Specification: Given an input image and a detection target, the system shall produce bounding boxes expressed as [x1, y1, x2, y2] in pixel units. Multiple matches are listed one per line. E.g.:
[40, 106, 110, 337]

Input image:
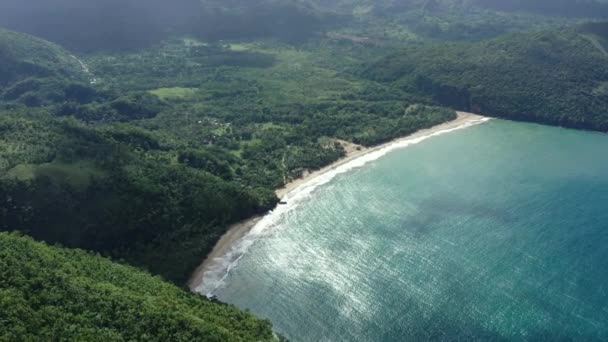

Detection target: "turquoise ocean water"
[205, 120, 608, 341]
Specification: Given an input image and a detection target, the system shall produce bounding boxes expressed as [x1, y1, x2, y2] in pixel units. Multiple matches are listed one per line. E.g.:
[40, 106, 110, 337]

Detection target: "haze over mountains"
[3, 0, 608, 51]
[0, 0, 334, 50]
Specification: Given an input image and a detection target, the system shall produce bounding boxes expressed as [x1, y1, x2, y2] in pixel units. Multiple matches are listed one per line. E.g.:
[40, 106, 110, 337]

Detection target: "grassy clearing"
[593, 82, 608, 96]
[182, 37, 207, 47]
[149, 87, 199, 100]
[228, 43, 253, 51]
[4, 161, 105, 190]
[256, 122, 285, 130]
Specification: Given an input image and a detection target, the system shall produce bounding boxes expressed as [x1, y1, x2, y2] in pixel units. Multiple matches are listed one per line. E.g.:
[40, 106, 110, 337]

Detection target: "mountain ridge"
[0, 28, 85, 86]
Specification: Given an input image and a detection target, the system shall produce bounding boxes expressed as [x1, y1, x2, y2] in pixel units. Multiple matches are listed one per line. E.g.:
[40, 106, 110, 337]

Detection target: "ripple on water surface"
[212, 120, 608, 341]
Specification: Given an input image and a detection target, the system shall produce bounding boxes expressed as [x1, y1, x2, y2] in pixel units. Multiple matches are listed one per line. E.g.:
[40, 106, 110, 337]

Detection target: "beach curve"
[188, 111, 490, 295]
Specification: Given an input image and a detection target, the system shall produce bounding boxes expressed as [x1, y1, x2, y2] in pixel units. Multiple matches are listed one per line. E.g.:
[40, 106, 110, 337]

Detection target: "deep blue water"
[211, 120, 608, 341]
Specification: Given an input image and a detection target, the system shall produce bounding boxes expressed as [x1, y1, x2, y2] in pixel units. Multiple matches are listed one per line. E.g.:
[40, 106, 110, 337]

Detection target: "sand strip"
[275, 112, 485, 199]
[187, 216, 264, 290]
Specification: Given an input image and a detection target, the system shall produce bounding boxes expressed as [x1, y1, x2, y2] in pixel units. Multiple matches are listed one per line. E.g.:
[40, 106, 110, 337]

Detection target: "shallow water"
[207, 120, 608, 341]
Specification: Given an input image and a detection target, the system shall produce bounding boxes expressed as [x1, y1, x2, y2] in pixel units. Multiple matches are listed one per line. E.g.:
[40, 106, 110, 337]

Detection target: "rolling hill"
[3, 1, 608, 340]
[365, 24, 608, 131]
[0, 28, 85, 86]
[0, 232, 278, 341]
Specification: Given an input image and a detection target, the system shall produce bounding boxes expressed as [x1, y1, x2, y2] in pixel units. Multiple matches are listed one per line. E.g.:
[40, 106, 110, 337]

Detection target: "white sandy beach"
[188, 111, 487, 292]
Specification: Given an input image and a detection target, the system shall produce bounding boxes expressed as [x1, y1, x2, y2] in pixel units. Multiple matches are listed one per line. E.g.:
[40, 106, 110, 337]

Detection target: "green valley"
[2, 0, 608, 340]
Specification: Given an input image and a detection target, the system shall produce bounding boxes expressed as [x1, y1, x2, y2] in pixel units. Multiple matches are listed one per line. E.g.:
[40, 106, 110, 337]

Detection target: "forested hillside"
[0, 232, 278, 341]
[476, 0, 608, 18]
[0, 29, 85, 86]
[0, 111, 279, 283]
[3, 0, 608, 339]
[2, 0, 608, 289]
[306, 0, 607, 42]
[365, 25, 608, 131]
[0, 27, 455, 284]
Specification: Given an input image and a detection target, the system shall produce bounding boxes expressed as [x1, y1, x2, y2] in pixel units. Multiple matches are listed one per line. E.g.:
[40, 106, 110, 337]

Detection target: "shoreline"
[274, 111, 484, 200]
[188, 111, 487, 293]
[187, 216, 264, 290]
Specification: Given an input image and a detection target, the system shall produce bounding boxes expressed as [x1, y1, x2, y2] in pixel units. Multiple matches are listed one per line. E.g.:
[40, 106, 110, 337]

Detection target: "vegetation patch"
[0, 232, 278, 342]
[149, 87, 199, 101]
[4, 161, 105, 190]
[0, 28, 85, 87]
[366, 28, 608, 131]
[593, 82, 608, 97]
